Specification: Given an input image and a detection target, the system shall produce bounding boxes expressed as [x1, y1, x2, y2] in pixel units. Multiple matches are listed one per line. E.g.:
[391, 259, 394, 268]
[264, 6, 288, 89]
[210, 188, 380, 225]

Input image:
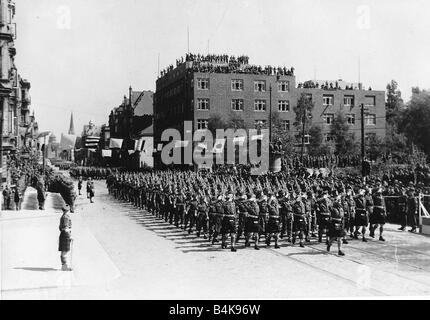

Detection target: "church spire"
[68, 112, 75, 135]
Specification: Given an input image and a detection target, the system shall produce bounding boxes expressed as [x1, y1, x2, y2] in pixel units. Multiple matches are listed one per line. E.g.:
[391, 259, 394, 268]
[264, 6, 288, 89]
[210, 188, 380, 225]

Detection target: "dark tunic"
[370, 194, 386, 225]
[354, 195, 368, 226]
[58, 213, 72, 252]
[245, 200, 261, 233]
[267, 197, 281, 233]
[292, 200, 307, 232]
[329, 203, 346, 238]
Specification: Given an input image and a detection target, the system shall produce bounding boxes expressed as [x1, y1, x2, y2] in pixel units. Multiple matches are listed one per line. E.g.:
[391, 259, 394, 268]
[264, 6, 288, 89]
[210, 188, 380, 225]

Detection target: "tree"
[293, 93, 315, 130]
[386, 80, 404, 125]
[330, 111, 358, 156]
[270, 111, 295, 154]
[227, 112, 247, 130]
[207, 113, 228, 136]
[399, 88, 430, 156]
[308, 125, 323, 156]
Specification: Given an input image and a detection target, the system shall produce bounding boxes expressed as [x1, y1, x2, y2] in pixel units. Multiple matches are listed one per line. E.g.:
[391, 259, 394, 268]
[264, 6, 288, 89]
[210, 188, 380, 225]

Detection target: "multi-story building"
[107, 87, 154, 168]
[0, 1, 37, 184]
[154, 54, 386, 165]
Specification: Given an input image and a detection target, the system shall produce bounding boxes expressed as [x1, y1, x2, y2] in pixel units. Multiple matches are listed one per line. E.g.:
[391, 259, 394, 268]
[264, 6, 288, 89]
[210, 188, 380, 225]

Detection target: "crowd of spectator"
[160, 53, 295, 77]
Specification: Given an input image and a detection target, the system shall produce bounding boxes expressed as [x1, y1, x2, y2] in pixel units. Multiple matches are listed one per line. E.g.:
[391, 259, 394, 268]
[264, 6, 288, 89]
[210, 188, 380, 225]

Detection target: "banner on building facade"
[85, 136, 101, 148]
[109, 138, 124, 149]
[60, 134, 77, 150]
[102, 150, 112, 158]
[135, 137, 146, 151]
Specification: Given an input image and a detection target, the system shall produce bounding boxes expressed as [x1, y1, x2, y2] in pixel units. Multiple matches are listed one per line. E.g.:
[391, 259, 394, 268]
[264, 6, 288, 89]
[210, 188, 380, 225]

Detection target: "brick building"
[154, 54, 386, 162]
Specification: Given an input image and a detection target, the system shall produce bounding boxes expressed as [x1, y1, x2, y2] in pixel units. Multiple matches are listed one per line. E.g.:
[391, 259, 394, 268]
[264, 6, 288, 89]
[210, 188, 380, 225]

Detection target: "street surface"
[2, 180, 430, 299]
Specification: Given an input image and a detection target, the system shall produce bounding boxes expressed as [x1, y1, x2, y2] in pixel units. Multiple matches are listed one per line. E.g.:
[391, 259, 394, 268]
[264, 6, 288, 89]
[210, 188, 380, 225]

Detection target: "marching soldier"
[196, 196, 209, 239]
[279, 190, 293, 242]
[244, 192, 261, 250]
[235, 191, 248, 244]
[369, 188, 387, 241]
[266, 191, 281, 249]
[327, 193, 346, 256]
[257, 189, 268, 244]
[87, 178, 95, 203]
[316, 190, 331, 244]
[354, 189, 369, 242]
[187, 194, 199, 234]
[220, 193, 238, 252]
[292, 193, 307, 248]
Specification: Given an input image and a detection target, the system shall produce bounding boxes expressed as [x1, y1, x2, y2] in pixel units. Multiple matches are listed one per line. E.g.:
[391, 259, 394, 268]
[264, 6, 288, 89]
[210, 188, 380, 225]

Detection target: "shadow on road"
[13, 267, 58, 272]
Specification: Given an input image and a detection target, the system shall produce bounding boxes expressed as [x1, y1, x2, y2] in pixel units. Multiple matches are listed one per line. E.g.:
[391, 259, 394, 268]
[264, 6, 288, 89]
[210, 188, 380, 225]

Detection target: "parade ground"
[2, 180, 430, 300]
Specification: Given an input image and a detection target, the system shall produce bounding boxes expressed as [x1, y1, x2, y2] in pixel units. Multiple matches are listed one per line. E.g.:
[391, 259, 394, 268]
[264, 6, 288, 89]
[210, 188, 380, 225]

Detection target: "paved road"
[2, 180, 430, 299]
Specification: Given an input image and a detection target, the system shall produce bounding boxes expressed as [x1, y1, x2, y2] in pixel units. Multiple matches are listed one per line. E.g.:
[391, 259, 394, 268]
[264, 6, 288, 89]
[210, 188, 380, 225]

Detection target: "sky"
[14, 0, 430, 138]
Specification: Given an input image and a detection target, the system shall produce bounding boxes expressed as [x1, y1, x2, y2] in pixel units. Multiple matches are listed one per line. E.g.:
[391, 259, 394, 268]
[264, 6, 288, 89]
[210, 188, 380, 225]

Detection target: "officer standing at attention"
[59, 205, 73, 271]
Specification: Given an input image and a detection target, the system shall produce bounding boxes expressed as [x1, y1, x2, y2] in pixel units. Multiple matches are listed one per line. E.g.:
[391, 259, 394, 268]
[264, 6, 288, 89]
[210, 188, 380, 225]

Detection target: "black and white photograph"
[1, 0, 430, 306]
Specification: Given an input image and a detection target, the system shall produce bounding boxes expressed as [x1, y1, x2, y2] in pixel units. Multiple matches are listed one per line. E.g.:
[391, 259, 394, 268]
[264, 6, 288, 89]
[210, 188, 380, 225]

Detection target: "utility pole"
[361, 103, 365, 178]
[0, 107, 3, 187]
[269, 84, 272, 143]
[301, 107, 306, 163]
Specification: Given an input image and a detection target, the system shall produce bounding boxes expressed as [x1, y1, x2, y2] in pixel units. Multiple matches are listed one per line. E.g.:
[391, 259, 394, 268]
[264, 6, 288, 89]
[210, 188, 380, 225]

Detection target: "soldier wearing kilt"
[257, 190, 268, 242]
[186, 195, 199, 234]
[211, 195, 224, 245]
[369, 188, 386, 241]
[266, 193, 281, 249]
[279, 191, 293, 242]
[316, 190, 331, 244]
[59, 205, 73, 271]
[303, 191, 313, 243]
[327, 194, 346, 256]
[244, 193, 261, 250]
[354, 189, 369, 242]
[196, 196, 209, 239]
[220, 194, 238, 252]
[235, 191, 248, 244]
[340, 192, 350, 244]
[208, 196, 218, 242]
[292, 193, 307, 248]
[346, 188, 356, 238]
[163, 189, 173, 222]
[175, 191, 186, 228]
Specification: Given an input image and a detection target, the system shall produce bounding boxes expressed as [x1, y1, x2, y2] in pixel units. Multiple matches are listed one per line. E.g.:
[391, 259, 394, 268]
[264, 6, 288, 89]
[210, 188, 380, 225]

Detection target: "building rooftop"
[159, 53, 295, 78]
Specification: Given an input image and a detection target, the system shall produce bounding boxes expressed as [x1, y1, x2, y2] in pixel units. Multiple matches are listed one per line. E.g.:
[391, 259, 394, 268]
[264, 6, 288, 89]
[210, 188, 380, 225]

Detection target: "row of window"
[303, 93, 376, 108]
[197, 98, 290, 112]
[197, 78, 290, 92]
[196, 119, 291, 131]
[324, 132, 376, 143]
[321, 94, 375, 107]
[323, 113, 377, 126]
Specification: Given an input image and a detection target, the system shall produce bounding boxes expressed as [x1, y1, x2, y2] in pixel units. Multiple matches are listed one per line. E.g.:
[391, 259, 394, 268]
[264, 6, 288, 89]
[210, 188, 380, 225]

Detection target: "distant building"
[108, 87, 154, 168]
[154, 54, 386, 167]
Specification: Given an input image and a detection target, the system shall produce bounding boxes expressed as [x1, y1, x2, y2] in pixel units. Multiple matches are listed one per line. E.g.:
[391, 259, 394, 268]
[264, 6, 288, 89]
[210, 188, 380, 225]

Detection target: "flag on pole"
[109, 138, 124, 149]
[211, 139, 226, 154]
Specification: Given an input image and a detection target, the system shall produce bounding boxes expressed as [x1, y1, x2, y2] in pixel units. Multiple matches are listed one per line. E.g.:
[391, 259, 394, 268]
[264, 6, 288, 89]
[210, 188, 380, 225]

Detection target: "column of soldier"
[105, 169, 423, 256]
